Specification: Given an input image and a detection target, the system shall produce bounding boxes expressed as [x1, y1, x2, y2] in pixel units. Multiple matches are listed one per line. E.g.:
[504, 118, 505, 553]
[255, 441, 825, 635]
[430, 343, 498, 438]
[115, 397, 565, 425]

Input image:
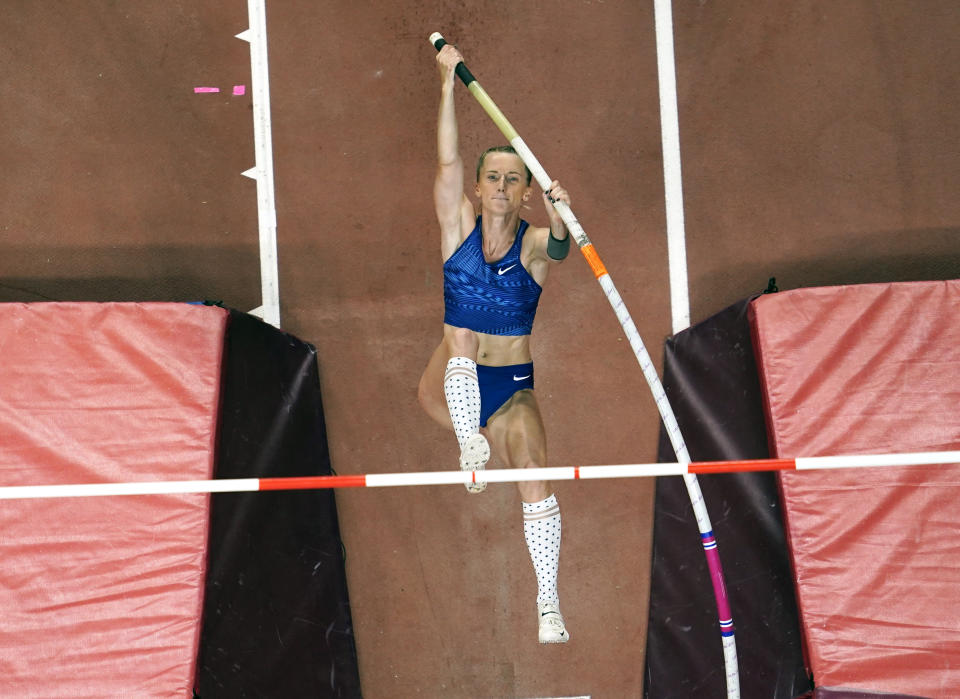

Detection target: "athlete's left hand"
[542, 180, 570, 233]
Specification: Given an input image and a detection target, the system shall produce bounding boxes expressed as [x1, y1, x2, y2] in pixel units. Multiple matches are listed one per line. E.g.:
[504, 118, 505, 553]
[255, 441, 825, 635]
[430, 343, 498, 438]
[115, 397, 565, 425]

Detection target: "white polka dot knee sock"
[522, 494, 561, 607]
[443, 357, 481, 450]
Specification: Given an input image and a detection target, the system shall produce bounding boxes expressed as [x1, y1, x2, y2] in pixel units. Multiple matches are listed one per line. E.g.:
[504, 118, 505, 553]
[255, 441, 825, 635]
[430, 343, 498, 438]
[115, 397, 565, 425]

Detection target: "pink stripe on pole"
[704, 546, 734, 627]
[193, 87, 220, 93]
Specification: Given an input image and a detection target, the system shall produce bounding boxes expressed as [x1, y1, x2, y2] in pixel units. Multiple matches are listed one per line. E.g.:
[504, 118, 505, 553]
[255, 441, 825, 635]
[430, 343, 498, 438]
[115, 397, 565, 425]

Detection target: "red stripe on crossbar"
[259, 475, 367, 490]
[689, 458, 797, 474]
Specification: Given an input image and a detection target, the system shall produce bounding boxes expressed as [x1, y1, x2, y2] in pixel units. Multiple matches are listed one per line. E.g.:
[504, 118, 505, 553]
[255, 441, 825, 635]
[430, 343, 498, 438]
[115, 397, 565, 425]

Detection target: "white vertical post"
[653, 0, 691, 334]
[237, 0, 281, 328]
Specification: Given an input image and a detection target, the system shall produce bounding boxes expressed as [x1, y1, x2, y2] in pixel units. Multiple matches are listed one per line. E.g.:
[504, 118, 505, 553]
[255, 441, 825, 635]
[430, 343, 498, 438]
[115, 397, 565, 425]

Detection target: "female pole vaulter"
[417, 43, 573, 643]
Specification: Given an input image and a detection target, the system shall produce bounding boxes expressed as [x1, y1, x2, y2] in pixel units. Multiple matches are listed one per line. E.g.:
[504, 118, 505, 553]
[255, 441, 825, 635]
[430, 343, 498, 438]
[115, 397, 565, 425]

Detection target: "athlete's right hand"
[437, 44, 463, 84]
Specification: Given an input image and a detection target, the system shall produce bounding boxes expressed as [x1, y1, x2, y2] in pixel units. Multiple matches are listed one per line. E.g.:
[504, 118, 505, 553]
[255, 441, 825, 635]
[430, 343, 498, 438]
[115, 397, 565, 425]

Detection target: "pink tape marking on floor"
[193, 87, 220, 93]
[233, 85, 246, 95]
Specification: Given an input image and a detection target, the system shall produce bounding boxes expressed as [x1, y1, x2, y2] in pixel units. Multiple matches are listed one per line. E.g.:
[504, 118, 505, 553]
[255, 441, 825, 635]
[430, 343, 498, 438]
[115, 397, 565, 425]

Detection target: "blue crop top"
[443, 218, 543, 336]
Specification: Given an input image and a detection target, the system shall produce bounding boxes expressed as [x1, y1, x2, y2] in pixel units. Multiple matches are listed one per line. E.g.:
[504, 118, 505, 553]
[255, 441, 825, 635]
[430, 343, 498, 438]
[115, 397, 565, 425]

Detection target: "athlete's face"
[475, 153, 531, 211]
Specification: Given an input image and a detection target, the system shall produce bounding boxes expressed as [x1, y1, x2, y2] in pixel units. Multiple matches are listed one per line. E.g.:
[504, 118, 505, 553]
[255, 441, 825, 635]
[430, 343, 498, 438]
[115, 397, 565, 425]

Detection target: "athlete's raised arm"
[434, 44, 475, 261]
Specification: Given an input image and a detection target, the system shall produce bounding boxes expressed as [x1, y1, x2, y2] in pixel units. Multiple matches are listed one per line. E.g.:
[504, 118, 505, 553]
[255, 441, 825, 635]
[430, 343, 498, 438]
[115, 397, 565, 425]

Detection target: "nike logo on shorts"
[513, 374, 531, 381]
[497, 264, 517, 275]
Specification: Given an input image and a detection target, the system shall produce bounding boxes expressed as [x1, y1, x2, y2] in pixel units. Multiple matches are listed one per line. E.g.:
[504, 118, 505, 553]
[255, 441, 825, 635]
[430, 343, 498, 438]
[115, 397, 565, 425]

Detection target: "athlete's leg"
[486, 391, 568, 643]
[417, 327, 481, 431]
[441, 327, 481, 449]
[417, 327, 489, 492]
[484, 390, 548, 501]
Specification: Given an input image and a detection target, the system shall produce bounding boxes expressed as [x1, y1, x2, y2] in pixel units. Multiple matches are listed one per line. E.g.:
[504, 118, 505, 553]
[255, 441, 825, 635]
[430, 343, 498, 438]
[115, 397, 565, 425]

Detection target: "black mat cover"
[195, 311, 361, 698]
[643, 297, 810, 699]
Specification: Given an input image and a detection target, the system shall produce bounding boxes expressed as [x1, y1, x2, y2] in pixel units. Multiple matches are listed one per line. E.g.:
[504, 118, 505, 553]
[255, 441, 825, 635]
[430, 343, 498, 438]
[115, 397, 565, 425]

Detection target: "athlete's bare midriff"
[443, 323, 532, 366]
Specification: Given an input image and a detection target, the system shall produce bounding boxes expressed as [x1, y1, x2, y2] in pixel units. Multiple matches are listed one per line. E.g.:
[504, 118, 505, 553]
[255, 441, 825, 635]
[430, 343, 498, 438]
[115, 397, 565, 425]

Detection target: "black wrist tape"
[547, 231, 571, 260]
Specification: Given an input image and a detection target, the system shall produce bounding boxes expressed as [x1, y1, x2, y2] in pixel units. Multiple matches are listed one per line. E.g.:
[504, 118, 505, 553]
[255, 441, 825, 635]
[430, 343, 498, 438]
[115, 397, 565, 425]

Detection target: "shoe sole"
[460, 434, 489, 493]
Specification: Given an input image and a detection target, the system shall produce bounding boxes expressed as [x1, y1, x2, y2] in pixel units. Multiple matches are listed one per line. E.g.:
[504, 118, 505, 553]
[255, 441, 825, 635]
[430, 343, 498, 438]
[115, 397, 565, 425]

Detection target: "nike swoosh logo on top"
[513, 374, 531, 381]
[497, 264, 517, 275]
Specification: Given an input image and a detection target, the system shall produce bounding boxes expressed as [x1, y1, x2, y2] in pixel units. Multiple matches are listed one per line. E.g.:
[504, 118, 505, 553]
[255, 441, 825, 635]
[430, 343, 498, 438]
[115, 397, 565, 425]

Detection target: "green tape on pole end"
[455, 63, 476, 86]
[428, 33, 476, 86]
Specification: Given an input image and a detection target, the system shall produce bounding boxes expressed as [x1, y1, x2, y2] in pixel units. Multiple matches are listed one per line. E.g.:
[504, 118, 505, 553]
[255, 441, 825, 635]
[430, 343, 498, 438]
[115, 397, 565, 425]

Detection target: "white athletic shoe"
[538, 602, 570, 644]
[459, 433, 489, 493]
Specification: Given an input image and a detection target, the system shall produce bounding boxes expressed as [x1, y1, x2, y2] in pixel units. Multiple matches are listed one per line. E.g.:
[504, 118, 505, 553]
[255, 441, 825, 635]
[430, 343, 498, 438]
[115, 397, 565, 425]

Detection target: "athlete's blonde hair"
[476, 146, 532, 185]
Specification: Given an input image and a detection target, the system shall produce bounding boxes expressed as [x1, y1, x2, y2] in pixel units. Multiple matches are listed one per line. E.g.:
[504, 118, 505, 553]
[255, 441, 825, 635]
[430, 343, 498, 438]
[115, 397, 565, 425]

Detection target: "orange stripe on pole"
[580, 244, 607, 278]
[259, 475, 367, 490]
[689, 458, 796, 474]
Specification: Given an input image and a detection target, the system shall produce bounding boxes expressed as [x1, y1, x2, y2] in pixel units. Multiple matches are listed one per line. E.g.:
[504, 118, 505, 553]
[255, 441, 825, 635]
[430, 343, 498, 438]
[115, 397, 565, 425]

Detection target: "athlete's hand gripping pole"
[429, 32, 740, 699]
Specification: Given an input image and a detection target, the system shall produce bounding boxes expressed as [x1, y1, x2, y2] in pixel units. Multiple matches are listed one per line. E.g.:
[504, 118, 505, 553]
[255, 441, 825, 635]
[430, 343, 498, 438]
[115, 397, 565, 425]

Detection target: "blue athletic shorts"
[476, 362, 534, 427]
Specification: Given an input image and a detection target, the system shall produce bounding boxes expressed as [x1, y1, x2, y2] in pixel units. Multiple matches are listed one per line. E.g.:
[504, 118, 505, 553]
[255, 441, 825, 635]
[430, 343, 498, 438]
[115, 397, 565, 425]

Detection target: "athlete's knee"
[447, 326, 479, 357]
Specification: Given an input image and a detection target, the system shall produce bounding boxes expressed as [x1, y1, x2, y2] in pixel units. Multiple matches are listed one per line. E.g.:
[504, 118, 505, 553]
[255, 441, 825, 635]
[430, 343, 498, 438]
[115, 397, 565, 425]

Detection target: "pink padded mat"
[750, 281, 960, 698]
[0, 303, 227, 696]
